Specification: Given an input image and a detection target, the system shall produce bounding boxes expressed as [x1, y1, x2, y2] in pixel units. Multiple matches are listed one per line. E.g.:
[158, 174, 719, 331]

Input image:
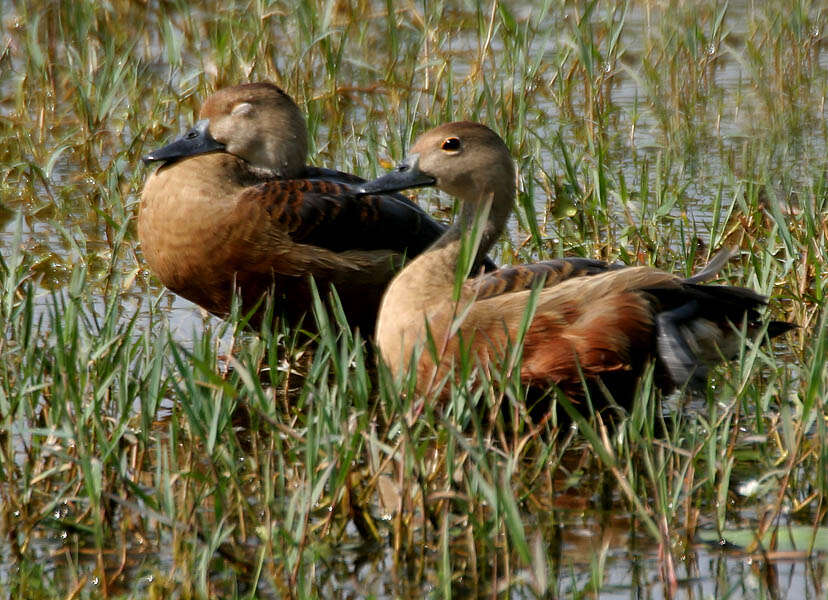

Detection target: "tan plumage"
[359, 121, 793, 406]
[139, 83, 474, 332]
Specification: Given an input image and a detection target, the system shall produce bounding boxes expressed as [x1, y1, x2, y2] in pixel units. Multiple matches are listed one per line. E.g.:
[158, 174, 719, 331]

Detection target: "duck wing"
[471, 257, 621, 299]
[470, 266, 791, 399]
[240, 173, 497, 273]
[237, 178, 446, 256]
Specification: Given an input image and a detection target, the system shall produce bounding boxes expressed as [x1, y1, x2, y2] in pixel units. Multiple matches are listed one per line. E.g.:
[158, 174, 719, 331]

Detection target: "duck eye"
[231, 102, 253, 117]
[441, 137, 461, 151]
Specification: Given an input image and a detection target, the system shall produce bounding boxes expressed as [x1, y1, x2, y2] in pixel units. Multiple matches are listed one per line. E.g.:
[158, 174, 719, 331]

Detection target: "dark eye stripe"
[441, 137, 461, 151]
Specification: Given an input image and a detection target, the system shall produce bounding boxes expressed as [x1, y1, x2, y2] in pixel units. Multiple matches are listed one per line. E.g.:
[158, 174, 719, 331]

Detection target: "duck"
[358, 121, 794, 409]
[139, 83, 494, 333]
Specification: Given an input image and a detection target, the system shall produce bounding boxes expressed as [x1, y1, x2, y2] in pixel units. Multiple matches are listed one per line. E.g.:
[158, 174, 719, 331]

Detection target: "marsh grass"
[0, 0, 826, 597]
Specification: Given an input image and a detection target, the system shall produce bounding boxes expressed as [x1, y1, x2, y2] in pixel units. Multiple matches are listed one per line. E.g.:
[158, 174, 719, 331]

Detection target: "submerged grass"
[0, 0, 827, 597]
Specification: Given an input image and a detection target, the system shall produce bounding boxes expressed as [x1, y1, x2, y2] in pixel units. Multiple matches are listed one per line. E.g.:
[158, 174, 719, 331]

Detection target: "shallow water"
[9, 498, 826, 598]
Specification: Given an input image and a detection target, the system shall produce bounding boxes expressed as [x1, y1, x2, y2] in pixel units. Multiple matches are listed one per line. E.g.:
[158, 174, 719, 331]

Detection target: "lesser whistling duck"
[359, 121, 793, 407]
[139, 83, 494, 332]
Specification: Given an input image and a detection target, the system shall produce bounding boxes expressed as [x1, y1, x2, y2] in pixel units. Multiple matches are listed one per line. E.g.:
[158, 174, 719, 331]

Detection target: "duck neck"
[428, 181, 513, 284]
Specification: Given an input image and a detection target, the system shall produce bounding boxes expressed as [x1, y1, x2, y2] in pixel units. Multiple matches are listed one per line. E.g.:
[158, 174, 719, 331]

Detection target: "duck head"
[142, 82, 308, 178]
[359, 121, 515, 206]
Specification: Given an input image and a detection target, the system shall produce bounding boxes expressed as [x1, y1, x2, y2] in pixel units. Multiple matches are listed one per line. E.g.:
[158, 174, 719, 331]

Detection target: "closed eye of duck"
[359, 121, 795, 409]
[139, 83, 494, 333]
